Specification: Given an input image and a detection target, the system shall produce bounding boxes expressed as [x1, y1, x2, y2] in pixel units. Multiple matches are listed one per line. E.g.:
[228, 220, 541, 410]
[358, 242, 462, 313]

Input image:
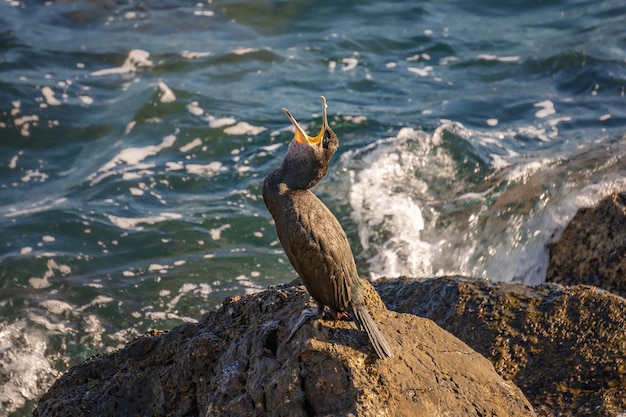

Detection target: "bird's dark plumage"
[263, 97, 393, 359]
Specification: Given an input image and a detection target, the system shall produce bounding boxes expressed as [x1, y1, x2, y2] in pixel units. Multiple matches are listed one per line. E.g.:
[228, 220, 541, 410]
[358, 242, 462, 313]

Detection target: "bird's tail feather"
[352, 307, 393, 359]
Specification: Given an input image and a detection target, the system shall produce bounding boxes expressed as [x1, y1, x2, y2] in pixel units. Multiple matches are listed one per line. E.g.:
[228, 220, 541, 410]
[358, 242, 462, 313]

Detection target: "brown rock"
[547, 191, 626, 297]
[376, 276, 626, 417]
[34, 279, 535, 417]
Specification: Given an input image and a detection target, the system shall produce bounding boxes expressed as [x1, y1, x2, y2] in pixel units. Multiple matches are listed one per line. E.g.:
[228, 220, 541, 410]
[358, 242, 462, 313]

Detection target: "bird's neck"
[262, 167, 297, 220]
[275, 158, 324, 191]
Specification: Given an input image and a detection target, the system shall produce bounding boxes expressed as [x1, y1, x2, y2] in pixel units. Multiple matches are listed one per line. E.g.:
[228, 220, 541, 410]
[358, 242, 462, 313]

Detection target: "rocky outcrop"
[34, 279, 535, 417]
[547, 191, 626, 297]
[35, 191, 626, 417]
[375, 277, 626, 417]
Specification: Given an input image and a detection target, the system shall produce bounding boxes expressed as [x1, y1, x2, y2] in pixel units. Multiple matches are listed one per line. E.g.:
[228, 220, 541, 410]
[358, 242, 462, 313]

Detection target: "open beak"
[282, 96, 328, 146]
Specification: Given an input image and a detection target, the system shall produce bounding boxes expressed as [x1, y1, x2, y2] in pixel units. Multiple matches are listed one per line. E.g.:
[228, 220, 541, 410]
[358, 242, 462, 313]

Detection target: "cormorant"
[262, 96, 393, 359]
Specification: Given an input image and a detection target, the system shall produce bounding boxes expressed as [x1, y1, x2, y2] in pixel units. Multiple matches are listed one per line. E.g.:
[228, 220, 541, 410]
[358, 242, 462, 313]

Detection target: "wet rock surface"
[34, 279, 535, 417]
[375, 276, 626, 417]
[547, 191, 626, 297]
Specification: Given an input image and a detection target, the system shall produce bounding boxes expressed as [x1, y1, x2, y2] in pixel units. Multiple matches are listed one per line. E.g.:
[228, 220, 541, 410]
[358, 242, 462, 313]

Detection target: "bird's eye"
[323, 130, 331, 148]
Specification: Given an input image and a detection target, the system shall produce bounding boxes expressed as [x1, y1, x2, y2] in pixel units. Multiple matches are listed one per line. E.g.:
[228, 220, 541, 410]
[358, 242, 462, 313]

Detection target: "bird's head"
[281, 96, 338, 189]
[283, 96, 337, 153]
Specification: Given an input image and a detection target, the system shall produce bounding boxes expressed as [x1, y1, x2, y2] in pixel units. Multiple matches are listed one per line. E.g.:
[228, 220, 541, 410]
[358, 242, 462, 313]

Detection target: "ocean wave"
[342, 121, 626, 283]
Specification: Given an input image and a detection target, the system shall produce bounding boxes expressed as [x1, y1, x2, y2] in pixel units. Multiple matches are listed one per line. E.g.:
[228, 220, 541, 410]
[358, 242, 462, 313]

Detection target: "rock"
[375, 276, 626, 417]
[547, 191, 626, 297]
[34, 279, 535, 417]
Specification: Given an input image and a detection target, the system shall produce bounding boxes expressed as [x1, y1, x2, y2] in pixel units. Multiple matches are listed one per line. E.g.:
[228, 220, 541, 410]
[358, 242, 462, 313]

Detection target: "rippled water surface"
[1, 0, 625, 414]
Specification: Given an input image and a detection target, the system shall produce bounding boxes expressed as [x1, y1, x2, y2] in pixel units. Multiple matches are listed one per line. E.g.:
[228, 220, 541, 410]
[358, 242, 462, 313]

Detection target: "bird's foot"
[286, 307, 319, 342]
[325, 310, 351, 321]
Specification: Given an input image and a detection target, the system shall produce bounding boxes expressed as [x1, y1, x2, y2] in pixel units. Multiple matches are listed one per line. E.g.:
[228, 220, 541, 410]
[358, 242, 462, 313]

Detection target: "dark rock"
[376, 276, 626, 417]
[34, 279, 535, 417]
[547, 191, 626, 297]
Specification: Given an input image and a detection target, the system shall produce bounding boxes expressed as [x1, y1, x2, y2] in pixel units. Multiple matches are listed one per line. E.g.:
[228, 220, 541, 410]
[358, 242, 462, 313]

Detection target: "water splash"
[0, 321, 60, 414]
[343, 122, 626, 284]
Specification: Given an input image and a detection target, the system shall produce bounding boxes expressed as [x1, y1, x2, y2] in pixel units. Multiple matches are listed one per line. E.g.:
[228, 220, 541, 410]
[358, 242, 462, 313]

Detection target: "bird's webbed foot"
[322, 310, 351, 321]
[286, 306, 320, 342]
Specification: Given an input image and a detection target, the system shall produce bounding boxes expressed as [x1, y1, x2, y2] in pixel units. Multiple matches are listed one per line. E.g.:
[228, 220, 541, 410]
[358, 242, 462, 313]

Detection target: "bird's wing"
[285, 191, 354, 313]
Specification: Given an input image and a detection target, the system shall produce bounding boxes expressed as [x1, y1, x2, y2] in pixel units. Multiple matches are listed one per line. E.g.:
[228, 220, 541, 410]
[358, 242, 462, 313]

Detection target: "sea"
[1, 0, 625, 414]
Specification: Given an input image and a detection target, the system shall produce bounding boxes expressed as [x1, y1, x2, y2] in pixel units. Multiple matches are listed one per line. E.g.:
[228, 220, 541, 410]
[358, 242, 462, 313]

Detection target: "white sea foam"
[344, 121, 626, 284]
[209, 224, 231, 240]
[3, 196, 68, 219]
[186, 102, 204, 117]
[21, 169, 48, 183]
[81, 314, 105, 345]
[518, 125, 551, 142]
[148, 282, 212, 321]
[14, 114, 39, 137]
[157, 81, 176, 103]
[341, 57, 358, 71]
[40, 299, 73, 315]
[503, 159, 551, 182]
[343, 115, 367, 124]
[91, 49, 153, 76]
[108, 135, 175, 167]
[345, 127, 440, 278]
[209, 117, 237, 128]
[476, 173, 626, 284]
[477, 54, 520, 62]
[41, 86, 61, 106]
[9, 153, 19, 169]
[107, 212, 182, 231]
[260, 143, 283, 152]
[165, 161, 184, 171]
[186, 161, 226, 177]
[125, 120, 136, 134]
[28, 314, 69, 332]
[149, 263, 169, 272]
[78, 95, 94, 105]
[235, 274, 264, 292]
[89, 134, 176, 184]
[232, 47, 258, 55]
[181, 50, 211, 59]
[490, 154, 510, 170]
[408, 66, 433, 77]
[194, 10, 214, 17]
[534, 100, 556, 118]
[13, 114, 39, 127]
[0, 321, 61, 414]
[29, 259, 72, 289]
[223, 121, 267, 136]
[11, 100, 20, 115]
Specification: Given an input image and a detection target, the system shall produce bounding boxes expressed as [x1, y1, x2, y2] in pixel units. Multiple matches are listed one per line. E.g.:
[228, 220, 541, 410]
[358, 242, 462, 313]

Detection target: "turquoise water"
[1, 0, 625, 414]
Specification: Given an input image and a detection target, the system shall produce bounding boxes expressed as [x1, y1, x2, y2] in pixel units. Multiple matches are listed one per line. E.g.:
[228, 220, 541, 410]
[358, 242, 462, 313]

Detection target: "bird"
[262, 96, 393, 359]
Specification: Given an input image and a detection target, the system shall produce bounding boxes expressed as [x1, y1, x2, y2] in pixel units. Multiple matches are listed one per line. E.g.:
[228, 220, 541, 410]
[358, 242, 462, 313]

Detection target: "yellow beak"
[282, 96, 328, 146]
